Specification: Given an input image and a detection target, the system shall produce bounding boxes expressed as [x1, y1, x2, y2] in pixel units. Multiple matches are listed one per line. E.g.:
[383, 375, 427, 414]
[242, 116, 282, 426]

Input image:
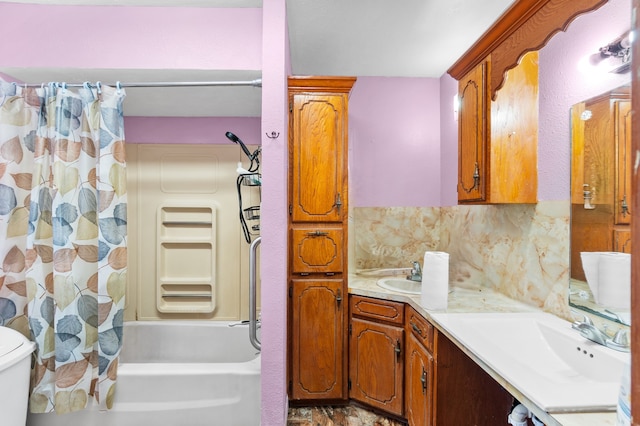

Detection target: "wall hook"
[266, 131, 280, 139]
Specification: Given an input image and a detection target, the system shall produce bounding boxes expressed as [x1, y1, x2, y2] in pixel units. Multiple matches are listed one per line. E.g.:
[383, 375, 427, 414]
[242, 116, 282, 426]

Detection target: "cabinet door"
[614, 229, 632, 253]
[290, 93, 347, 223]
[291, 226, 343, 274]
[458, 59, 488, 202]
[406, 333, 434, 426]
[488, 51, 538, 203]
[583, 97, 615, 214]
[349, 318, 404, 416]
[615, 100, 632, 225]
[435, 331, 513, 425]
[291, 279, 346, 400]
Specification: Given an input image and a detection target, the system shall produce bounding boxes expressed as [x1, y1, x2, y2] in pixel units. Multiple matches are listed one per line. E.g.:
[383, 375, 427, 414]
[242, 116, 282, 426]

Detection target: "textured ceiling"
[286, 0, 515, 78]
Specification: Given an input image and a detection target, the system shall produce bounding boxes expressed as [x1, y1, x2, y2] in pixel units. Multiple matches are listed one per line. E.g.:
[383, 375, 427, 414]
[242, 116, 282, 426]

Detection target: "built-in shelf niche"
[156, 204, 216, 313]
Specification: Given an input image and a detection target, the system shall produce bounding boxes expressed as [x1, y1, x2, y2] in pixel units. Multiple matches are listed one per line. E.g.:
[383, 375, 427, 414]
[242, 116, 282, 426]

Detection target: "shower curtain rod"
[16, 78, 262, 88]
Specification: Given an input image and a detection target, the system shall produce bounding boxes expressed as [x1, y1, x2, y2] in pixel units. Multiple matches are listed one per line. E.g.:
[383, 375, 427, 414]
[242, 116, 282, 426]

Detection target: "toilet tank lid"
[0, 326, 28, 357]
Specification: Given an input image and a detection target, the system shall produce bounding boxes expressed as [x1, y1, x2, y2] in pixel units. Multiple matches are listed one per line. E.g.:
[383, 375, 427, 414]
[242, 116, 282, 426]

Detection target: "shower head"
[225, 131, 253, 160]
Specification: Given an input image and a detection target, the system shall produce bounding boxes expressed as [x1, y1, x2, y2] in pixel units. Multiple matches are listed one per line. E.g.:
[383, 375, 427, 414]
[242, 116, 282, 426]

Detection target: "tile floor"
[287, 406, 406, 426]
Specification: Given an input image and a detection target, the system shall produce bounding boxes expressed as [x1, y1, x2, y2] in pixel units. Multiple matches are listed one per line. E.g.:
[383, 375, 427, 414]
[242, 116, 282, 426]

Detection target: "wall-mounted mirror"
[545, 0, 633, 326]
[570, 83, 631, 325]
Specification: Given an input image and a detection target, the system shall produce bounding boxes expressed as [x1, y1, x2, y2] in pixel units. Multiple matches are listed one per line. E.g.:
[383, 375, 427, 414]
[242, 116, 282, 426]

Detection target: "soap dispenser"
[583, 184, 596, 209]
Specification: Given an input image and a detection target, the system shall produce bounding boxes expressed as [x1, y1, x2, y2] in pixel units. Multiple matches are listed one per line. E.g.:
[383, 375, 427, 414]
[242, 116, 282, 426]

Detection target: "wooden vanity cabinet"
[349, 295, 405, 416]
[348, 297, 513, 425]
[434, 330, 514, 426]
[288, 76, 356, 403]
[405, 307, 435, 426]
[457, 51, 538, 204]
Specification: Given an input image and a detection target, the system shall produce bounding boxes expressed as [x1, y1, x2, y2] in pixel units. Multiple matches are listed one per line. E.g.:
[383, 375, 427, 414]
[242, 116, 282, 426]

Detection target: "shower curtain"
[0, 82, 127, 413]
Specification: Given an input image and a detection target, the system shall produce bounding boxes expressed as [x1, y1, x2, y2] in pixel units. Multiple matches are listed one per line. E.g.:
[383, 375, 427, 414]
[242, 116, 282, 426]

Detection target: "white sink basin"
[377, 277, 421, 294]
[431, 312, 629, 413]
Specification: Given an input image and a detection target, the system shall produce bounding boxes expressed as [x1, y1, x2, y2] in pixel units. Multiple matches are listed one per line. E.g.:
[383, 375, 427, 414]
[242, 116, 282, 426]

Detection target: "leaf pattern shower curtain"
[0, 82, 127, 413]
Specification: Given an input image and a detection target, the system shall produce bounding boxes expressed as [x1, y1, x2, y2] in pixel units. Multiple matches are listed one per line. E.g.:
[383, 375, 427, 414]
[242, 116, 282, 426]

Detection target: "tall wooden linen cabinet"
[288, 76, 356, 402]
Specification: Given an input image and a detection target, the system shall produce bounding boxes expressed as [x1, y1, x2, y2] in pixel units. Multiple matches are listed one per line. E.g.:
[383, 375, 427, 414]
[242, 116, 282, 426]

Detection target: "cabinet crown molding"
[288, 76, 357, 93]
[447, 0, 607, 100]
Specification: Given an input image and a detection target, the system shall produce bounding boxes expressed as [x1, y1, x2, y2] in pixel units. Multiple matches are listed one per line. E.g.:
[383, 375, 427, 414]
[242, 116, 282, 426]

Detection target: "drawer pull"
[395, 339, 402, 360]
[410, 322, 423, 336]
[306, 230, 328, 237]
[336, 289, 342, 306]
[421, 368, 427, 394]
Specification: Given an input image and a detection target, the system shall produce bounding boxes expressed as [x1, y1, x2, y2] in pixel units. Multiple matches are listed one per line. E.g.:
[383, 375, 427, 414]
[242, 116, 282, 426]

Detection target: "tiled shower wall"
[353, 201, 571, 319]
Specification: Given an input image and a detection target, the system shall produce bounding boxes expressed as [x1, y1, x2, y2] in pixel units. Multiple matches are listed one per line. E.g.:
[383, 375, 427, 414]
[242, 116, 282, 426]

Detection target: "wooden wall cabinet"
[449, 0, 609, 205]
[349, 296, 405, 416]
[457, 51, 539, 204]
[571, 87, 632, 280]
[288, 76, 356, 403]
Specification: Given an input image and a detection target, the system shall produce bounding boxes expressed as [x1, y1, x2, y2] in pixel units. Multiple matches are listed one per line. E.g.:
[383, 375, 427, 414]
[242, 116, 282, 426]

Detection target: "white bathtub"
[27, 321, 261, 426]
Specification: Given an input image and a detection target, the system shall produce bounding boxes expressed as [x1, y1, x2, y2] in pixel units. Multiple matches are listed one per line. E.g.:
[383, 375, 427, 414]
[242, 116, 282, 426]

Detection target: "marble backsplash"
[352, 201, 571, 319]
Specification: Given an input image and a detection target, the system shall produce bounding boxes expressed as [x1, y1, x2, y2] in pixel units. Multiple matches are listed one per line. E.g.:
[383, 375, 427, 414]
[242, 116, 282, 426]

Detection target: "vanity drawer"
[406, 306, 434, 352]
[290, 226, 343, 274]
[350, 295, 404, 325]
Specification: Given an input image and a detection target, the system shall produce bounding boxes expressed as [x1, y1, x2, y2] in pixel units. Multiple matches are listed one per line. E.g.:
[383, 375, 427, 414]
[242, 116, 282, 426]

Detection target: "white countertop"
[348, 273, 619, 426]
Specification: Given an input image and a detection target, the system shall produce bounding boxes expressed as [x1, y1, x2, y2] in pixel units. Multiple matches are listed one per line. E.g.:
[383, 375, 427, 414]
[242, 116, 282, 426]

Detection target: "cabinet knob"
[395, 339, 401, 360]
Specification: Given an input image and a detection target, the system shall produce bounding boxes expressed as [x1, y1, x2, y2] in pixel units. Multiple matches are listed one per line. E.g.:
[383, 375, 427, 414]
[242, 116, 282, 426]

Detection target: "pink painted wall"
[0, 3, 262, 71]
[349, 77, 441, 207]
[259, 0, 290, 424]
[124, 117, 261, 144]
[538, 0, 630, 200]
[439, 73, 459, 207]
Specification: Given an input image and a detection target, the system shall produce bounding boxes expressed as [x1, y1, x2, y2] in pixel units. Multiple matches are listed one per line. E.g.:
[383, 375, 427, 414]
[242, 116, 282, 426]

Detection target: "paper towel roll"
[597, 252, 630, 310]
[421, 251, 449, 310]
[580, 251, 604, 303]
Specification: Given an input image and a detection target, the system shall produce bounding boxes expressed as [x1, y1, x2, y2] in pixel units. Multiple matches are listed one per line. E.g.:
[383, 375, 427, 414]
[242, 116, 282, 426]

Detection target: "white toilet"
[0, 326, 36, 426]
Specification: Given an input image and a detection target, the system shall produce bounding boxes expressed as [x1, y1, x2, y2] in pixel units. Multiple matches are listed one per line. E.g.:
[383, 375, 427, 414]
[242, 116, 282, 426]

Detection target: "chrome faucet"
[571, 317, 630, 352]
[407, 261, 422, 282]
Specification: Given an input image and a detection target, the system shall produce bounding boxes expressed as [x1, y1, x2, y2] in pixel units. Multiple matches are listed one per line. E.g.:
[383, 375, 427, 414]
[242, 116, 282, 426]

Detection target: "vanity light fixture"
[589, 31, 632, 74]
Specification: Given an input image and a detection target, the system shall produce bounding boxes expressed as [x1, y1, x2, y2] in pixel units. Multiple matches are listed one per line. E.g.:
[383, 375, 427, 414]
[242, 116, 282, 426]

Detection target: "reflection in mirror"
[538, 0, 634, 326]
[570, 84, 631, 325]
